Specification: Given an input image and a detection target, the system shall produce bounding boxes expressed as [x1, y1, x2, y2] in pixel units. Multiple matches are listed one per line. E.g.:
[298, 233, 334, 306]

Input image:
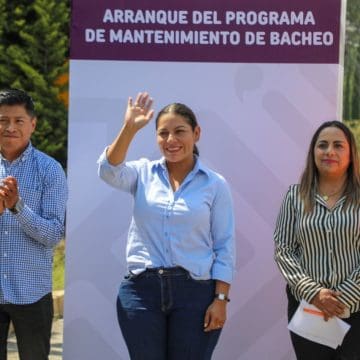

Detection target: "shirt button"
[158, 269, 164, 275]
[4, 231, 8, 235]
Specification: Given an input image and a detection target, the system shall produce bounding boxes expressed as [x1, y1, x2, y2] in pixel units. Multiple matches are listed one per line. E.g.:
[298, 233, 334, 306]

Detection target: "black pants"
[0, 293, 53, 360]
[287, 286, 360, 360]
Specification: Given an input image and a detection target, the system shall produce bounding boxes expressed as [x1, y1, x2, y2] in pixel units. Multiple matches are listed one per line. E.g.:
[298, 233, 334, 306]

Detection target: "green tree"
[0, 0, 69, 168]
[344, 0, 360, 120]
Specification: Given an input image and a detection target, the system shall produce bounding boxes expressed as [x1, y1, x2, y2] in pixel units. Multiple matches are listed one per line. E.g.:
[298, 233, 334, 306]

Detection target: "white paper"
[287, 300, 351, 349]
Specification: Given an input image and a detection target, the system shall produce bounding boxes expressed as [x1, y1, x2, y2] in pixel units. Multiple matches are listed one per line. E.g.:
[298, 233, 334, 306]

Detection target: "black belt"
[145, 266, 188, 275]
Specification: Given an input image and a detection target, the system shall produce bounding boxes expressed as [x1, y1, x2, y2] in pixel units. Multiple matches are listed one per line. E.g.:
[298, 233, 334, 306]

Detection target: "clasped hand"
[0, 176, 19, 214]
[311, 288, 347, 321]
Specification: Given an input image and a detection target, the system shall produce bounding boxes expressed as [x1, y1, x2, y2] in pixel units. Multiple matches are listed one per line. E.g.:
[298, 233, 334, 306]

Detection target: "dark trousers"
[116, 267, 221, 360]
[0, 293, 53, 360]
[287, 286, 360, 360]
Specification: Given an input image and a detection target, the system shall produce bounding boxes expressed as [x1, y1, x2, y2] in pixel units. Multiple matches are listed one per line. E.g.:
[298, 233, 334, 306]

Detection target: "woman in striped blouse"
[274, 121, 360, 359]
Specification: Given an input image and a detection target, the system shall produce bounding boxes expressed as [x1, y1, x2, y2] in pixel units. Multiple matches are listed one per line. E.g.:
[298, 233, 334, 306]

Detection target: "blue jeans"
[116, 267, 221, 360]
[0, 293, 53, 360]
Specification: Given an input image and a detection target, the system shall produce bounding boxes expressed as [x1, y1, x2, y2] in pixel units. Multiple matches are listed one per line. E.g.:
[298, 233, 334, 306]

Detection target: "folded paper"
[288, 300, 351, 349]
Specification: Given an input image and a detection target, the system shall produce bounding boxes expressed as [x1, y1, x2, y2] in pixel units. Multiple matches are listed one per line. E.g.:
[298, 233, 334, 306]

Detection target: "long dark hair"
[299, 120, 360, 211]
[155, 103, 200, 156]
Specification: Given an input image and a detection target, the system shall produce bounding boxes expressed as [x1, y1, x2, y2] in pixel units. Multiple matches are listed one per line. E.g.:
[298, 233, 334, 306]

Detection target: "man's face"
[0, 104, 36, 161]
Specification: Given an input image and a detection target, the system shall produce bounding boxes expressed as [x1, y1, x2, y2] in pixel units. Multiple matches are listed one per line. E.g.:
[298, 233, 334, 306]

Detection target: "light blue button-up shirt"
[0, 143, 68, 304]
[98, 150, 235, 283]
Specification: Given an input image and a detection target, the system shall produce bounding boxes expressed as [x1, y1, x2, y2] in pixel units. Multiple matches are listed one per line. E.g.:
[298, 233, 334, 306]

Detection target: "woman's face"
[314, 126, 351, 179]
[156, 112, 200, 165]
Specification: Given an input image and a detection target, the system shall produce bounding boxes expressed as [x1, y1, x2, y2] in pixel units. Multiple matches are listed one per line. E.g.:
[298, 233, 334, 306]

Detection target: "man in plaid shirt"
[0, 89, 68, 360]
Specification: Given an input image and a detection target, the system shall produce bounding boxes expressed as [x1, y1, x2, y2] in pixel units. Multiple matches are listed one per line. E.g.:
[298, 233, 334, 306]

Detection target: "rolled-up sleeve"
[97, 147, 139, 193]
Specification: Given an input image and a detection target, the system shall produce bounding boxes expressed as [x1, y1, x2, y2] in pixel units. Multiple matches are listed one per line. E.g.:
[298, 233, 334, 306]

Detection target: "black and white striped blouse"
[274, 184, 360, 313]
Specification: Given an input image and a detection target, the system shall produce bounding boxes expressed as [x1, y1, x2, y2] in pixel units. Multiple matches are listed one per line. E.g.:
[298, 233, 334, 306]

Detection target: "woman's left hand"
[203, 299, 227, 332]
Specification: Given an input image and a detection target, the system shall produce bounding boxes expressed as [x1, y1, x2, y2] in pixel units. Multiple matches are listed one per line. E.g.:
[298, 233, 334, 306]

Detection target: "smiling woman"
[97, 92, 235, 360]
[274, 120, 360, 360]
[314, 126, 350, 206]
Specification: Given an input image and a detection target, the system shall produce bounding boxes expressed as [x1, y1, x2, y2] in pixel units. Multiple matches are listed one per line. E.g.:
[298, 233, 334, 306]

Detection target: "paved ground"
[8, 318, 63, 360]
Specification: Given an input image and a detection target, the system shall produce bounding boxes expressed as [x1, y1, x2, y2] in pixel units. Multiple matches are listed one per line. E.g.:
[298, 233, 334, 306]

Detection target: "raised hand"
[124, 92, 154, 131]
[106, 92, 155, 165]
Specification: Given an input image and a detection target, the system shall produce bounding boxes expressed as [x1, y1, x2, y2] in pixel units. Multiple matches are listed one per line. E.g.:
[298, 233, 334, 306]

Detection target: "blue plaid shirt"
[0, 143, 68, 304]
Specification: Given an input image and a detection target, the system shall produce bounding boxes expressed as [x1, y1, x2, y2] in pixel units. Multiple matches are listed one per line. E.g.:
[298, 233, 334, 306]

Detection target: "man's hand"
[0, 176, 19, 209]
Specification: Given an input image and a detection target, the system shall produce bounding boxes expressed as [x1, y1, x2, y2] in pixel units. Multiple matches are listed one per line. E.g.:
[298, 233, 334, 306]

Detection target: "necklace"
[320, 186, 345, 201]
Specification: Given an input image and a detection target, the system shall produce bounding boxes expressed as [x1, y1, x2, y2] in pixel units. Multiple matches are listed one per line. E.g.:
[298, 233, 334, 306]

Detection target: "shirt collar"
[0, 142, 33, 164]
[156, 155, 208, 176]
[315, 193, 346, 209]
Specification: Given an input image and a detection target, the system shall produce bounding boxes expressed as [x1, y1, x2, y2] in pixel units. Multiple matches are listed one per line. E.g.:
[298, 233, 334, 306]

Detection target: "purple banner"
[71, 0, 341, 64]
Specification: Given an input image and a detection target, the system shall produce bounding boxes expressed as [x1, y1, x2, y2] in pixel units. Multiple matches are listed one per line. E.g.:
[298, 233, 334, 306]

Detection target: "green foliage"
[344, 0, 360, 121]
[53, 240, 65, 291]
[0, 0, 69, 168]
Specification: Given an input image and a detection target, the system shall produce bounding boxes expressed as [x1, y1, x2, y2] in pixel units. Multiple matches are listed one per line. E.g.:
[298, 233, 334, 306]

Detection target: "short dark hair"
[0, 89, 36, 117]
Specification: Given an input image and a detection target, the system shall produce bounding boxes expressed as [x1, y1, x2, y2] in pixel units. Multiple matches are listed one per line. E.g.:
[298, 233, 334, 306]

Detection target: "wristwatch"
[214, 293, 230, 302]
[9, 198, 24, 214]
